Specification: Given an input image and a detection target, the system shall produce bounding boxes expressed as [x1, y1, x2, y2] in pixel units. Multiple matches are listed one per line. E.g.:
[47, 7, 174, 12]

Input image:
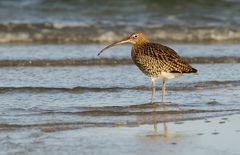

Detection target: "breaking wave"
[1, 23, 240, 43]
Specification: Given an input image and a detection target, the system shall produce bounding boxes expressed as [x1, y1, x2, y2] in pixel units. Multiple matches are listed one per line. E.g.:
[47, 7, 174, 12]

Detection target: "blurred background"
[0, 0, 240, 43]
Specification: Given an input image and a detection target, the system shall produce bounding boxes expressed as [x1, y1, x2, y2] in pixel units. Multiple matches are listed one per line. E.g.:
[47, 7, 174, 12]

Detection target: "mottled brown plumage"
[132, 41, 197, 76]
[98, 32, 197, 103]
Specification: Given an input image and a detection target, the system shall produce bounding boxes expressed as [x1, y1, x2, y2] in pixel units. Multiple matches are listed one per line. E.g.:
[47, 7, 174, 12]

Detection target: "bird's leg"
[151, 78, 156, 103]
[162, 80, 166, 103]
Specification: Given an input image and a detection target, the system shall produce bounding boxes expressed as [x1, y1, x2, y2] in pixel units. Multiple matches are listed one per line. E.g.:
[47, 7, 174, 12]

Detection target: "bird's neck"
[131, 41, 148, 60]
[132, 41, 148, 52]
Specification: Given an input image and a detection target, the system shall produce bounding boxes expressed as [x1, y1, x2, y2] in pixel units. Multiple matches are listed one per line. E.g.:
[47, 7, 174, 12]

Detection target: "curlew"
[98, 32, 197, 103]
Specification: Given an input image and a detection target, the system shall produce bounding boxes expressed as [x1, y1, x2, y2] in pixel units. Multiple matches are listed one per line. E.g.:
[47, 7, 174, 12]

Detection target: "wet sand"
[0, 56, 239, 67]
[1, 111, 239, 155]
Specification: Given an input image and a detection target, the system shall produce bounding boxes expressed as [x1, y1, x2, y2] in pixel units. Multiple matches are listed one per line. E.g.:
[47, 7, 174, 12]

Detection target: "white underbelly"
[155, 72, 182, 80]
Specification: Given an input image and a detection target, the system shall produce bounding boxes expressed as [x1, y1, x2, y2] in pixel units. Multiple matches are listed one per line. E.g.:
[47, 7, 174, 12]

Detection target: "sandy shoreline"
[1, 113, 240, 155]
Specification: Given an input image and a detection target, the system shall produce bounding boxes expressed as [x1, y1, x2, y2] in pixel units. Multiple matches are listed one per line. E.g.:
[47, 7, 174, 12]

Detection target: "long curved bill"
[97, 37, 131, 56]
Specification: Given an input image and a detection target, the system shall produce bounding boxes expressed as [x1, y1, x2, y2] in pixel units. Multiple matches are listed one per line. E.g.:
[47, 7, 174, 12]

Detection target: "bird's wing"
[142, 43, 195, 73]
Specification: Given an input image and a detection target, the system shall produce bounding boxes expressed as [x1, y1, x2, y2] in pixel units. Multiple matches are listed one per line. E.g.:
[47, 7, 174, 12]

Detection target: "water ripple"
[0, 80, 239, 93]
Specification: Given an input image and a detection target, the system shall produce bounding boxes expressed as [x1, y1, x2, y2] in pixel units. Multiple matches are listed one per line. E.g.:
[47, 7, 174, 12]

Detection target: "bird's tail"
[190, 68, 198, 73]
[182, 67, 198, 74]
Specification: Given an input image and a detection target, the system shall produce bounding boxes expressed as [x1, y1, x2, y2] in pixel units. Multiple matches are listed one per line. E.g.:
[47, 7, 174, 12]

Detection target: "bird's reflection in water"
[145, 104, 182, 143]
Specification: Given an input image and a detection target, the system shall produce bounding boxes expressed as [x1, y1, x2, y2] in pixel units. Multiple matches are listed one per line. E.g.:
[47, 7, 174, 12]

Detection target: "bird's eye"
[133, 35, 137, 38]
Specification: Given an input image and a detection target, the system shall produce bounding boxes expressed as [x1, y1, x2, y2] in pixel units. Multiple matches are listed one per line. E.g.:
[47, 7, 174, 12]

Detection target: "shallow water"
[1, 44, 240, 60]
[0, 45, 239, 123]
[0, 44, 240, 154]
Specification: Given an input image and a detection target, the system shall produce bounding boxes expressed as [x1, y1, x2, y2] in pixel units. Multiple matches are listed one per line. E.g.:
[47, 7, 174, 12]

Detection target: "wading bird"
[98, 32, 197, 103]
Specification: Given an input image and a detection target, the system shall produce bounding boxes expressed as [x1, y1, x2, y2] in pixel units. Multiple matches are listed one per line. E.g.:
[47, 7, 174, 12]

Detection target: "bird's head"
[98, 32, 149, 56]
